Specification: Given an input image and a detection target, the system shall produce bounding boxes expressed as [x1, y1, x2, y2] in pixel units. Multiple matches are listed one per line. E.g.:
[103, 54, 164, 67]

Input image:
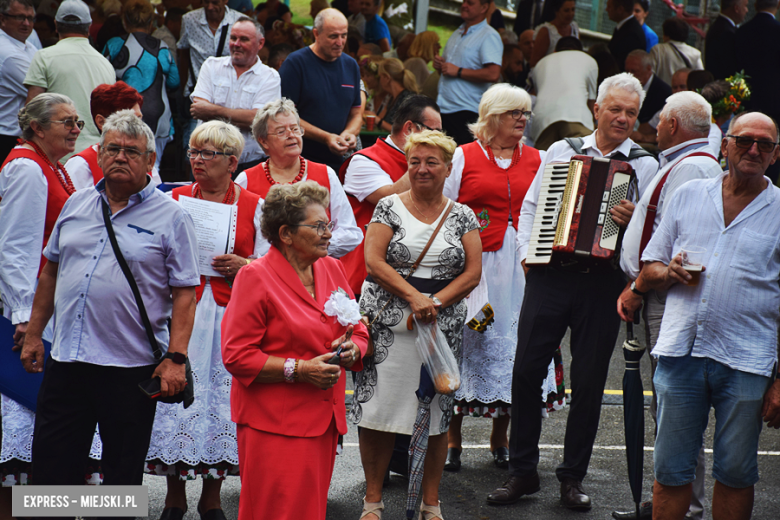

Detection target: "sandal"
[359, 497, 384, 519]
[419, 500, 444, 520]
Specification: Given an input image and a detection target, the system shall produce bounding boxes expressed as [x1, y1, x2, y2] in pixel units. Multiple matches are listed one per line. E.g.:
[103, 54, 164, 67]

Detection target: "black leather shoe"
[486, 473, 541, 505]
[492, 447, 509, 468]
[560, 478, 591, 511]
[159, 507, 186, 520]
[612, 501, 653, 519]
[444, 447, 461, 472]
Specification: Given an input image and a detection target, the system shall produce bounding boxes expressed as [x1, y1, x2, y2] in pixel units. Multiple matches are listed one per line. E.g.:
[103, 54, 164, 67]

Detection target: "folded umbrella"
[406, 364, 436, 519]
[622, 319, 647, 519]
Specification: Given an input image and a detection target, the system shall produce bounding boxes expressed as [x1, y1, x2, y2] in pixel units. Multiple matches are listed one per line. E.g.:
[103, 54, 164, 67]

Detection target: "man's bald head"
[314, 7, 348, 32]
[519, 29, 534, 61]
[729, 112, 779, 142]
[312, 8, 349, 61]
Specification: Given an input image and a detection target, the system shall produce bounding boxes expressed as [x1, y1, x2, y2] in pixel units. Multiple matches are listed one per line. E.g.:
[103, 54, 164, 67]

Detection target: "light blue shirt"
[0, 29, 37, 135]
[437, 19, 502, 114]
[44, 179, 200, 367]
[642, 174, 780, 377]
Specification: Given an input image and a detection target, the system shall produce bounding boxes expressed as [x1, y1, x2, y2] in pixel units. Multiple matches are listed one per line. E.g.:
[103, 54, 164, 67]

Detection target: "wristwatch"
[164, 351, 187, 364]
[630, 281, 647, 296]
[432, 296, 442, 306]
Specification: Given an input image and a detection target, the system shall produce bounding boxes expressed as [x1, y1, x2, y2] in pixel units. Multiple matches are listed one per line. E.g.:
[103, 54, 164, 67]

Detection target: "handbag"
[101, 199, 194, 408]
[365, 200, 455, 356]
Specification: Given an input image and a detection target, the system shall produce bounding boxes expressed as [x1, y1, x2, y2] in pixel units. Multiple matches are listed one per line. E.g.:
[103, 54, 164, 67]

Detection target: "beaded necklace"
[192, 181, 236, 205]
[24, 139, 76, 195]
[486, 143, 521, 169]
[263, 157, 306, 185]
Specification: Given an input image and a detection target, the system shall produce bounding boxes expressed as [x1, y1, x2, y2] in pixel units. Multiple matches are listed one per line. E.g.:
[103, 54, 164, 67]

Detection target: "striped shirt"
[642, 173, 780, 377]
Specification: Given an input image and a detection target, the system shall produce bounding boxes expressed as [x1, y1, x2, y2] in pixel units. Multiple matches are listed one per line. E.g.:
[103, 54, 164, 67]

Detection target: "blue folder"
[0, 315, 50, 412]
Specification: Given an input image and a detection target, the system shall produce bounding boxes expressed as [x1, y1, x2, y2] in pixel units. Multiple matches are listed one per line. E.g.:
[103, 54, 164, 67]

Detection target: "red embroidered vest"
[338, 138, 408, 294]
[1, 148, 72, 276]
[244, 160, 331, 200]
[172, 186, 260, 307]
[76, 145, 103, 184]
[458, 142, 541, 252]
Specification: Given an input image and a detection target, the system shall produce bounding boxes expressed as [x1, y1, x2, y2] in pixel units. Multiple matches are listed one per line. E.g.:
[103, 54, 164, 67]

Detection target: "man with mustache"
[487, 72, 659, 511]
[191, 16, 281, 174]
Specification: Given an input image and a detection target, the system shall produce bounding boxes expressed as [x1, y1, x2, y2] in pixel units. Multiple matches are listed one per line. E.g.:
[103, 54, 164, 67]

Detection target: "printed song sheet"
[179, 196, 237, 277]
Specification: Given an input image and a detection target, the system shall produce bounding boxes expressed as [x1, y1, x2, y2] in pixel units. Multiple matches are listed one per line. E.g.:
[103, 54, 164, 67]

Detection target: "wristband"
[283, 358, 296, 383]
[245, 258, 251, 265]
[294, 359, 299, 381]
[457, 67, 463, 78]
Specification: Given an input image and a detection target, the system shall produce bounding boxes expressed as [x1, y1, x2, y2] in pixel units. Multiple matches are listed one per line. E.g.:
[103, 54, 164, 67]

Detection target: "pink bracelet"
[283, 358, 296, 383]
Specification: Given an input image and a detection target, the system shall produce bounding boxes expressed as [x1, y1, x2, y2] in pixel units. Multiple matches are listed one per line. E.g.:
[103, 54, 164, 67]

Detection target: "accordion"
[526, 155, 637, 268]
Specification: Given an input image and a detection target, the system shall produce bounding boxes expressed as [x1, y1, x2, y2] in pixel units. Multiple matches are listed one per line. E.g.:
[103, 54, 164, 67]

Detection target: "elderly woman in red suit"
[0, 93, 101, 505]
[235, 98, 362, 259]
[221, 180, 369, 520]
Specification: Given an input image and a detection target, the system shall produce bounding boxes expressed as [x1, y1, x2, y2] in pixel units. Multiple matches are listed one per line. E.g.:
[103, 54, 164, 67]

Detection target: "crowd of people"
[1, 0, 780, 519]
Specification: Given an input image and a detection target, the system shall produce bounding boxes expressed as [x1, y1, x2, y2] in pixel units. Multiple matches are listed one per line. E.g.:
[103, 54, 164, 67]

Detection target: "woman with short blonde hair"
[441, 83, 565, 472]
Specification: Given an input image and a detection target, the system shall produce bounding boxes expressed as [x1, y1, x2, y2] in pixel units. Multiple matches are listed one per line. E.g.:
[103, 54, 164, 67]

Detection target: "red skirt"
[236, 418, 338, 520]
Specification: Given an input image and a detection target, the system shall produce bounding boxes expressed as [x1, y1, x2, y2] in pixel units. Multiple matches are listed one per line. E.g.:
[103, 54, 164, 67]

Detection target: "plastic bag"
[413, 316, 461, 396]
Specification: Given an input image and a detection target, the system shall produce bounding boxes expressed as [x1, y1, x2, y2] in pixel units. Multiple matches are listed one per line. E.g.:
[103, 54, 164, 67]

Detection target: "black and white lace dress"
[350, 194, 478, 436]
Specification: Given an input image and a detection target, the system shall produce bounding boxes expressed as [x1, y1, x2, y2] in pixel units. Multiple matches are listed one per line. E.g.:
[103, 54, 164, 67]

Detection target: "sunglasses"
[726, 135, 779, 154]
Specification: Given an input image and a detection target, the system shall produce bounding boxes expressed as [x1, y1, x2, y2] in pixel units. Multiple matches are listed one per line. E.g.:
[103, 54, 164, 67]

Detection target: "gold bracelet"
[293, 359, 299, 381]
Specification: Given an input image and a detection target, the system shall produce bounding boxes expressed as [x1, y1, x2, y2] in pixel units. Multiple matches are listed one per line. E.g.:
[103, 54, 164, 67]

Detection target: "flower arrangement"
[323, 288, 362, 326]
[710, 71, 751, 120]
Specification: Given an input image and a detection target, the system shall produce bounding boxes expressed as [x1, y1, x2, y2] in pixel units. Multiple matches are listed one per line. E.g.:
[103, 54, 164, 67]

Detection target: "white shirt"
[650, 41, 704, 85]
[708, 123, 723, 157]
[515, 131, 659, 261]
[642, 174, 780, 377]
[192, 56, 281, 164]
[528, 50, 597, 142]
[65, 144, 164, 191]
[234, 165, 362, 259]
[444, 142, 547, 201]
[177, 6, 242, 94]
[343, 135, 404, 202]
[619, 138, 721, 279]
[0, 29, 37, 135]
[0, 156, 48, 324]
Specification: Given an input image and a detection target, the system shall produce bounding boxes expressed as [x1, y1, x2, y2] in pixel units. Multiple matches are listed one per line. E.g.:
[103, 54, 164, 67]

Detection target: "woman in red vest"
[441, 84, 565, 472]
[0, 93, 102, 500]
[145, 121, 264, 520]
[235, 98, 362, 260]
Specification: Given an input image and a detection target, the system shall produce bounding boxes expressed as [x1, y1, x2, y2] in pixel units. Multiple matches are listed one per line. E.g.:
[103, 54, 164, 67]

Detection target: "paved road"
[144, 326, 780, 520]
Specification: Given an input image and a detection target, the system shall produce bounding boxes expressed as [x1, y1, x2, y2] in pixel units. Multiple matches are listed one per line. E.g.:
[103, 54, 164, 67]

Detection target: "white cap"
[55, 0, 92, 24]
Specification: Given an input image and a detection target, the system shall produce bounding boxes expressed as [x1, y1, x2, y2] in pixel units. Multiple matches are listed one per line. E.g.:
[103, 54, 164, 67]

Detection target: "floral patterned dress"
[351, 194, 478, 436]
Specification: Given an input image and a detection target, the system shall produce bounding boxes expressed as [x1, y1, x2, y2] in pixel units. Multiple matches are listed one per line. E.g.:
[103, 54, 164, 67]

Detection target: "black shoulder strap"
[215, 24, 229, 58]
[565, 137, 584, 155]
[669, 42, 692, 69]
[189, 24, 230, 91]
[101, 199, 162, 360]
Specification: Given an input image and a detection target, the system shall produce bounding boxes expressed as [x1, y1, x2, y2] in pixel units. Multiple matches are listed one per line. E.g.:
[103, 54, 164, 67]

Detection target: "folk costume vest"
[243, 159, 331, 201]
[457, 142, 541, 252]
[76, 145, 103, 184]
[1, 148, 72, 276]
[171, 185, 260, 307]
[338, 138, 408, 294]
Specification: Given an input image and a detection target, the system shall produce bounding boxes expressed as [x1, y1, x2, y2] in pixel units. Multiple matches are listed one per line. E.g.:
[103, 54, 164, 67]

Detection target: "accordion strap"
[638, 151, 717, 269]
[565, 137, 654, 161]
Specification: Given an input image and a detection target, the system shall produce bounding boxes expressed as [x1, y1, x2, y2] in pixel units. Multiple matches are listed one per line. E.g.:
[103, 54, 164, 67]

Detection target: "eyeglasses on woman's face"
[290, 220, 335, 236]
[51, 119, 85, 130]
[508, 110, 532, 120]
[268, 125, 304, 138]
[187, 148, 230, 160]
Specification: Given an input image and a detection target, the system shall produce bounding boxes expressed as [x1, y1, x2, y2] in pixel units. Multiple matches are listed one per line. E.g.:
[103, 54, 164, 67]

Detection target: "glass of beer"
[681, 247, 706, 286]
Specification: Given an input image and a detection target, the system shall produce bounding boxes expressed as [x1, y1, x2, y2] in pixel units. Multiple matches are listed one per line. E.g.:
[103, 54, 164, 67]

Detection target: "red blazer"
[221, 246, 368, 438]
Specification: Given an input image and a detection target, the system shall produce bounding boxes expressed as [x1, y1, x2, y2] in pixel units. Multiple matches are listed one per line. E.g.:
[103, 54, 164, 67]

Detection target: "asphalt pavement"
[143, 326, 780, 520]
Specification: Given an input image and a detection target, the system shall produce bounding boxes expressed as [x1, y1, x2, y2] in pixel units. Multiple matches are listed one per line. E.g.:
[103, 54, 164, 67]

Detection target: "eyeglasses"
[187, 148, 230, 160]
[104, 145, 150, 160]
[290, 221, 335, 236]
[51, 119, 85, 130]
[509, 110, 532, 120]
[413, 121, 439, 132]
[2, 13, 35, 22]
[726, 135, 779, 153]
[268, 125, 304, 138]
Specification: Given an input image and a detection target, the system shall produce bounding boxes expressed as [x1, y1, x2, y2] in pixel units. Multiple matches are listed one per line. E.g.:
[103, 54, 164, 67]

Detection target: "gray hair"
[626, 49, 652, 69]
[234, 15, 264, 39]
[596, 72, 646, 108]
[99, 109, 155, 152]
[252, 97, 300, 142]
[0, 0, 34, 12]
[261, 181, 330, 248]
[502, 30, 518, 45]
[313, 7, 344, 33]
[660, 91, 712, 135]
[18, 92, 74, 140]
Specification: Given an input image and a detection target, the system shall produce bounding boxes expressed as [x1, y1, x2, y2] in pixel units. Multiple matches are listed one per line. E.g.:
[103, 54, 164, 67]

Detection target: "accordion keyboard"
[526, 162, 570, 265]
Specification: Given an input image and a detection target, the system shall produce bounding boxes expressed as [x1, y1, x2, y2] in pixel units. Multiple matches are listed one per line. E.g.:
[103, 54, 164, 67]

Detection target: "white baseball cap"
[55, 0, 92, 24]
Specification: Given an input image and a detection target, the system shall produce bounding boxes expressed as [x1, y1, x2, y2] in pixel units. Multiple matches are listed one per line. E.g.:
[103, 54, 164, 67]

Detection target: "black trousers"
[441, 111, 478, 146]
[508, 266, 624, 482]
[32, 357, 158, 487]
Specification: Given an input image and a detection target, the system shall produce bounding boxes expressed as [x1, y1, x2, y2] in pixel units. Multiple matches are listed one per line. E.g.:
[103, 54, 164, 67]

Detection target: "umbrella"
[406, 364, 436, 519]
[622, 318, 647, 519]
